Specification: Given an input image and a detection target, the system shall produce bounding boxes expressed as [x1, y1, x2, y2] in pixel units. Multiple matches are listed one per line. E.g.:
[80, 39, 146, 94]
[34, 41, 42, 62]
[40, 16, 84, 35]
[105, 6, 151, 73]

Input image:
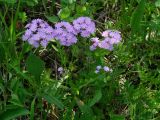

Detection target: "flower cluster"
[90, 30, 122, 51]
[95, 65, 112, 74]
[54, 17, 95, 46]
[53, 22, 78, 46]
[22, 18, 120, 49]
[22, 19, 55, 48]
[23, 17, 96, 47]
[73, 17, 96, 37]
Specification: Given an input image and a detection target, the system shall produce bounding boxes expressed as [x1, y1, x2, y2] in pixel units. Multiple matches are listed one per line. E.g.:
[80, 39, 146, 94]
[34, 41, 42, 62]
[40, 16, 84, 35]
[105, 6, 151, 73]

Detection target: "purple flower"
[58, 67, 63, 74]
[102, 30, 111, 37]
[98, 39, 113, 51]
[28, 39, 39, 48]
[90, 37, 100, 51]
[95, 65, 112, 73]
[103, 66, 112, 72]
[55, 22, 78, 35]
[73, 17, 96, 37]
[54, 22, 78, 46]
[59, 33, 77, 46]
[96, 65, 102, 70]
[40, 40, 48, 48]
[94, 65, 102, 74]
[90, 30, 122, 51]
[102, 30, 122, 44]
[22, 19, 55, 48]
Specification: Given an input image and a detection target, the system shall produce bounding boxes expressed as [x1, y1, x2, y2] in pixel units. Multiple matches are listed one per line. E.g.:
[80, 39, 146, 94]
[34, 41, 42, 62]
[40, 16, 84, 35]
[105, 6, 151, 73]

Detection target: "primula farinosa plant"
[22, 19, 55, 47]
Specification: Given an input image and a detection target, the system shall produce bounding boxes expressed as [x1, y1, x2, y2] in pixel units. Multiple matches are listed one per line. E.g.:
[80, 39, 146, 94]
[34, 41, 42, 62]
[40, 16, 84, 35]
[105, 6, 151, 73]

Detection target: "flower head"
[22, 19, 54, 48]
[54, 22, 78, 46]
[73, 17, 96, 37]
[90, 30, 122, 51]
[98, 39, 113, 51]
[102, 30, 122, 44]
[95, 65, 112, 73]
[90, 37, 100, 51]
[55, 22, 77, 35]
[58, 67, 64, 74]
[103, 66, 112, 72]
[96, 65, 102, 70]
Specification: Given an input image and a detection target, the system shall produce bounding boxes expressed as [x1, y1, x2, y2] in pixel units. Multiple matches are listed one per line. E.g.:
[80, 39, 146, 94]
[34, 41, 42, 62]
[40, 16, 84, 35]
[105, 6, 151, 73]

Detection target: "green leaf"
[75, 97, 94, 120]
[9, 94, 23, 107]
[131, 0, 146, 34]
[110, 114, 125, 120]
[26, 54, 45, 80]
[18, 12, 27, 23]
[44, 95, 64, 109]
[58, 7, 71, 20]
[0, 107, 29, 120]
[69, 0, 76, 4]
[88, 89, 102, 107]
[9, 64, 33, 85]
[30, 98, 36, 120]
[0, 0, 16, 4]
[24, 0, 38, 6]
[76, 5, 87, 14]
[0, 45, 5, 63]
[45, 15, 59, 23]
[155, 0, 160, 7]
